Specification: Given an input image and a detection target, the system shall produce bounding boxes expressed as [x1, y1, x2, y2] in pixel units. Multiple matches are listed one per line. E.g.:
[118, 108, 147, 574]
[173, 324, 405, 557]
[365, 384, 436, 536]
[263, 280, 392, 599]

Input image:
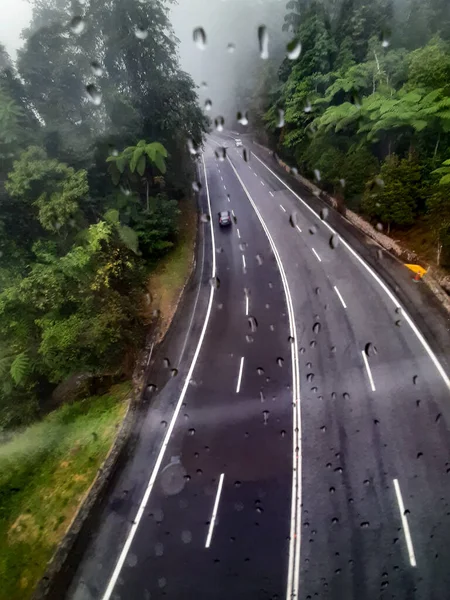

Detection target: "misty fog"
[171, 0, 288, 128]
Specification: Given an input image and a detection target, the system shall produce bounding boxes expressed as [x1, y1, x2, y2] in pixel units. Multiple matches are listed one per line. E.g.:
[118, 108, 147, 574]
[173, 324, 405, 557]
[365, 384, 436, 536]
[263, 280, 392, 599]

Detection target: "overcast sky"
[1, 0, 32, 59]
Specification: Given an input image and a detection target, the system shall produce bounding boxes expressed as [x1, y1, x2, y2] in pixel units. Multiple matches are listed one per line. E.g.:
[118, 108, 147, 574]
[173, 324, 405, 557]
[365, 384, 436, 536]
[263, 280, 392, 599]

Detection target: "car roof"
[220, 211, 230, 217]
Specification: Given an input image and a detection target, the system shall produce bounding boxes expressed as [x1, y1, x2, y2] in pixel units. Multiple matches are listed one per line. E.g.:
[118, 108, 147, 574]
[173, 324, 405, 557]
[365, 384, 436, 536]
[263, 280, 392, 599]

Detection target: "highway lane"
[211, 132, 450, 599]
[67, 144, 299, 599]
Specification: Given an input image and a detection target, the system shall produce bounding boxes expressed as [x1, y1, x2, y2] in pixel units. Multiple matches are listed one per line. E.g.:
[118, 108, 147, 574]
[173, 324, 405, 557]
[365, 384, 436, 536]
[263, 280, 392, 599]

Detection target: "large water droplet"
[215, 116, 225, 131]
[215, 147, 227, 161]
[314, 169, 321, 182]
[70, 16, 85, 35]
[210, 276, 220, 289]
[193, 27, 207, 50]
[304, 100, 312, 113]
[286, 38, 302, 59]
[243, 148, 250, 162]
[204, 99, 212, 111]
[227, 42, 236, 53]
[257, 367, 265, 376]
[248, 316, 258, 332]
[134, 26, 148, 40]
[237, 111, 249, 126]
[364, 342, 377, 357]
[320, 207, 329, 221]
[329, 234, 339, 249]
[90, 60, 103, 76]
[192, 181, 202, 193]
[187, 138, 200, 155]
[277, 109, 285, 128]
[85, 84, 102, 105]
[312, 322, 321, 334]
[258, 25, 269, 59]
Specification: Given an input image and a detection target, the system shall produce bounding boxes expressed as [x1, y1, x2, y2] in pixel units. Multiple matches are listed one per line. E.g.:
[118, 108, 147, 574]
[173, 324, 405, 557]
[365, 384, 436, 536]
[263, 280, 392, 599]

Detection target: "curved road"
[66, 135, 450, 600]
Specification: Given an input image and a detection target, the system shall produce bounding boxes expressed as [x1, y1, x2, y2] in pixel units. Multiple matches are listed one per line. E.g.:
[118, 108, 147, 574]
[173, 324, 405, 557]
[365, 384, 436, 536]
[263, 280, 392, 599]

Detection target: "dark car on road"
[218, 210, 232, 227]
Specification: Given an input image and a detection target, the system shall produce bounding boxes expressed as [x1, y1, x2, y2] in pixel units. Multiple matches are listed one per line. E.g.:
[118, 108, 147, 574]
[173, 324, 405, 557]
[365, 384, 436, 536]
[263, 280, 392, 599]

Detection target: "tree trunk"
[437, 235, 442, 266]
[387, 222, 391, 235]
[146, 178, 149, 212]
[434, 134, 441, 161]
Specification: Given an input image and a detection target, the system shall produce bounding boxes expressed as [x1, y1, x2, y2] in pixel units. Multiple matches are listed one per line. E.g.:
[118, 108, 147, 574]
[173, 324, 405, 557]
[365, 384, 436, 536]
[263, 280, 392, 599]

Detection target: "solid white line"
[226, 156, 301, 600]
[245, 294, 249, 316]
[296, 225, 302, 233]
[242, 254, 246, 269]
[269, 191, 274, 197]
[252, 151, 450, 391]
[280, 204, 286, 212]
[333, 285, 347, 309]
[101, 154, 217, 600]
[361, 351, 376, 392]
[236, 228, 241, 238]
[261, 180, 265, 186]
[393, 478, 417, 567]
[236, 356, 245, 393]
[312, 248, 321, 262]
[205, 473, 225, 548]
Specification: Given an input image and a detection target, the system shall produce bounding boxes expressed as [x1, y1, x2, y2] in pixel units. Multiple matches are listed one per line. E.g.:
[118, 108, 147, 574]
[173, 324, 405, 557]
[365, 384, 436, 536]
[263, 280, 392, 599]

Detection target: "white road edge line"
[236, 356, 245, 393]
[361, 350, 376, 392]
[226, 155, 301, 600]
[269, 191, 274, 197]
[252, 151, 450, 391]
[393, 478, 417, 567]
[101, 153, 217, 600]
[280, 204, 286, 212]
[205, 473, 225, 548]
[333, 285, 347, 309]
[245, 294, 249, 316]
[312, 248, 321, 262]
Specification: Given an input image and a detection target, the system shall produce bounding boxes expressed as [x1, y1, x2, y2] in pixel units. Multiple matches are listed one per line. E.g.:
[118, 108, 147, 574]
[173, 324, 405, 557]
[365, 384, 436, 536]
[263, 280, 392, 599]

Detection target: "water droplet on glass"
[256, 254, 263, 266]
[309, 225, 317, 235]
[281, 429, 286, 437]
[85, 84, 102, 105]
[320, 425, 326, 432]
[188, 428, 195, 436]
[331, 517, 339, 524]
[306, 373, 314, 382]
[300, 347, 305, 354]
[320, 207, 329, 221]
[170, 368, 178, 378]
[287, 38, 302, 59]
[329, 486, 335, 493]
[245, 334, 254, 343]
[289, 213, 299, 228]
[277, 109, 285, 128]
[227, 42, 236, 53]
[364, 342, 377, 357]
[187, 138, 200, 155]
[215, 147, 227, 161]
[382, 39, 390, 48]
[413, 375, 418, 385]
[215, 116, 225, 131]
[147, 384, 157, 393]
[310, 340, 316, 348]
[436, 413, 442, 423]
[193, 27, 207, 50]
[340, 178, 346, 187]
[329, 234, 339, 249]
[192, 181, 202, 193]
[312, 322, 321, 334]
[417, 451, 423, 459]
[204, 99, 212, 111]
[70, 16, 85, 35]
[134, 26, 149, 40]
[304, 100, 312, 113]
[263, 410, 269, 424]
[181, 530, 192, 544]
[288, 335, 295, 344]
[248, 316, 258, 332]
[376, 222, 383, 231]
[395, 319, 402, 327]
[258, 25, 269, 59]
[201, 81, 207, 89]
[210, 276, 220, 289]
[200, 213, 210, 223]
[277, 357, 284, 367]
[90, 60, 103, 76]
[314, 169, 321, 182]
[257, 367, 265, 376]
[237, 111, 249, 126]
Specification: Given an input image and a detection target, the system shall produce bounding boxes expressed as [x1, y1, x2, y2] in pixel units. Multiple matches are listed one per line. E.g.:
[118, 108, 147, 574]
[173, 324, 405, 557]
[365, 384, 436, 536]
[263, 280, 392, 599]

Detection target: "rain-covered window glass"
[1, 0, 450, 599]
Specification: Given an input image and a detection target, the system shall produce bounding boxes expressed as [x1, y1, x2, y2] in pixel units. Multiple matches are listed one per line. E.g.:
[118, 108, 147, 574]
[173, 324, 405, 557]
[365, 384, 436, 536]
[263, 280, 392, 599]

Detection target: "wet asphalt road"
[66, 135, 450, 600]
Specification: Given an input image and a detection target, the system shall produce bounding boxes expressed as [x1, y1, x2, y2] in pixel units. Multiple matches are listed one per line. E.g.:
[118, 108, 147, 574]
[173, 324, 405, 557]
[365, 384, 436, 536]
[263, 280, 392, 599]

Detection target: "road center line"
[245, 294, 249, 316]
[205, 473, 225, 548]
[223, 184, 226, 190]
[296, 225, 302, 233]
[269, 191, 274, 197]
[236, 228, 241, 238]
[242, 254, 246, 270]
[393, 478, 417, 567]
[101, 153, 217, 600]
[236, 356, 245, 393]
[312, 248, 321, 262]
[361, 350, 376, 392]
[333, 285, 347, 309]
[221, 175, 223, 181]
[280, 204, 286, 212]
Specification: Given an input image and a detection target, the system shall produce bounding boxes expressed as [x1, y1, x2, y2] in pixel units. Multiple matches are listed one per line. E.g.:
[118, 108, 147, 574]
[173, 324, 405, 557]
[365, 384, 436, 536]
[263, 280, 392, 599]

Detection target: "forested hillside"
[261, 0, 450, 267]
[0, 0, 206, 430]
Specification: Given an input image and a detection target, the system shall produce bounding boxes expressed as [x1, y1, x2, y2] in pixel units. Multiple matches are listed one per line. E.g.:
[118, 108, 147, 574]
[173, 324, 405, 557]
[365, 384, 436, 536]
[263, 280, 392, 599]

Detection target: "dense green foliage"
[0, 0, 206, 430]
[262, 0, 450, 263]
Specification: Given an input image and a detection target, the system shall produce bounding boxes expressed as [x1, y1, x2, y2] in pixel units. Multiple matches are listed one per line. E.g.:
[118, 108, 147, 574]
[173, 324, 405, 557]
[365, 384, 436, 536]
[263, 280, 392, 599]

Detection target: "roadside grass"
[394, 218, 440, 268]
[0, 382, 131, 600]
[146, 197, 197, 339]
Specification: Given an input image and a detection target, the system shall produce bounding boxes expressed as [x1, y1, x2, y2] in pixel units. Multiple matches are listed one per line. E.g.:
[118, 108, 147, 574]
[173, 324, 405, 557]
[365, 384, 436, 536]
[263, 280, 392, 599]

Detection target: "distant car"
[218, 210, 232, 227]
[235, 138, 243, 147]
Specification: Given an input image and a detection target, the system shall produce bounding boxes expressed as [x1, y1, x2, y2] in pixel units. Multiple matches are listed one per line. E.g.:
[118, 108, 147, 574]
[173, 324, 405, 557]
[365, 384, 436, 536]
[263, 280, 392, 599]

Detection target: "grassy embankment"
[0, 197, 197, 600]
